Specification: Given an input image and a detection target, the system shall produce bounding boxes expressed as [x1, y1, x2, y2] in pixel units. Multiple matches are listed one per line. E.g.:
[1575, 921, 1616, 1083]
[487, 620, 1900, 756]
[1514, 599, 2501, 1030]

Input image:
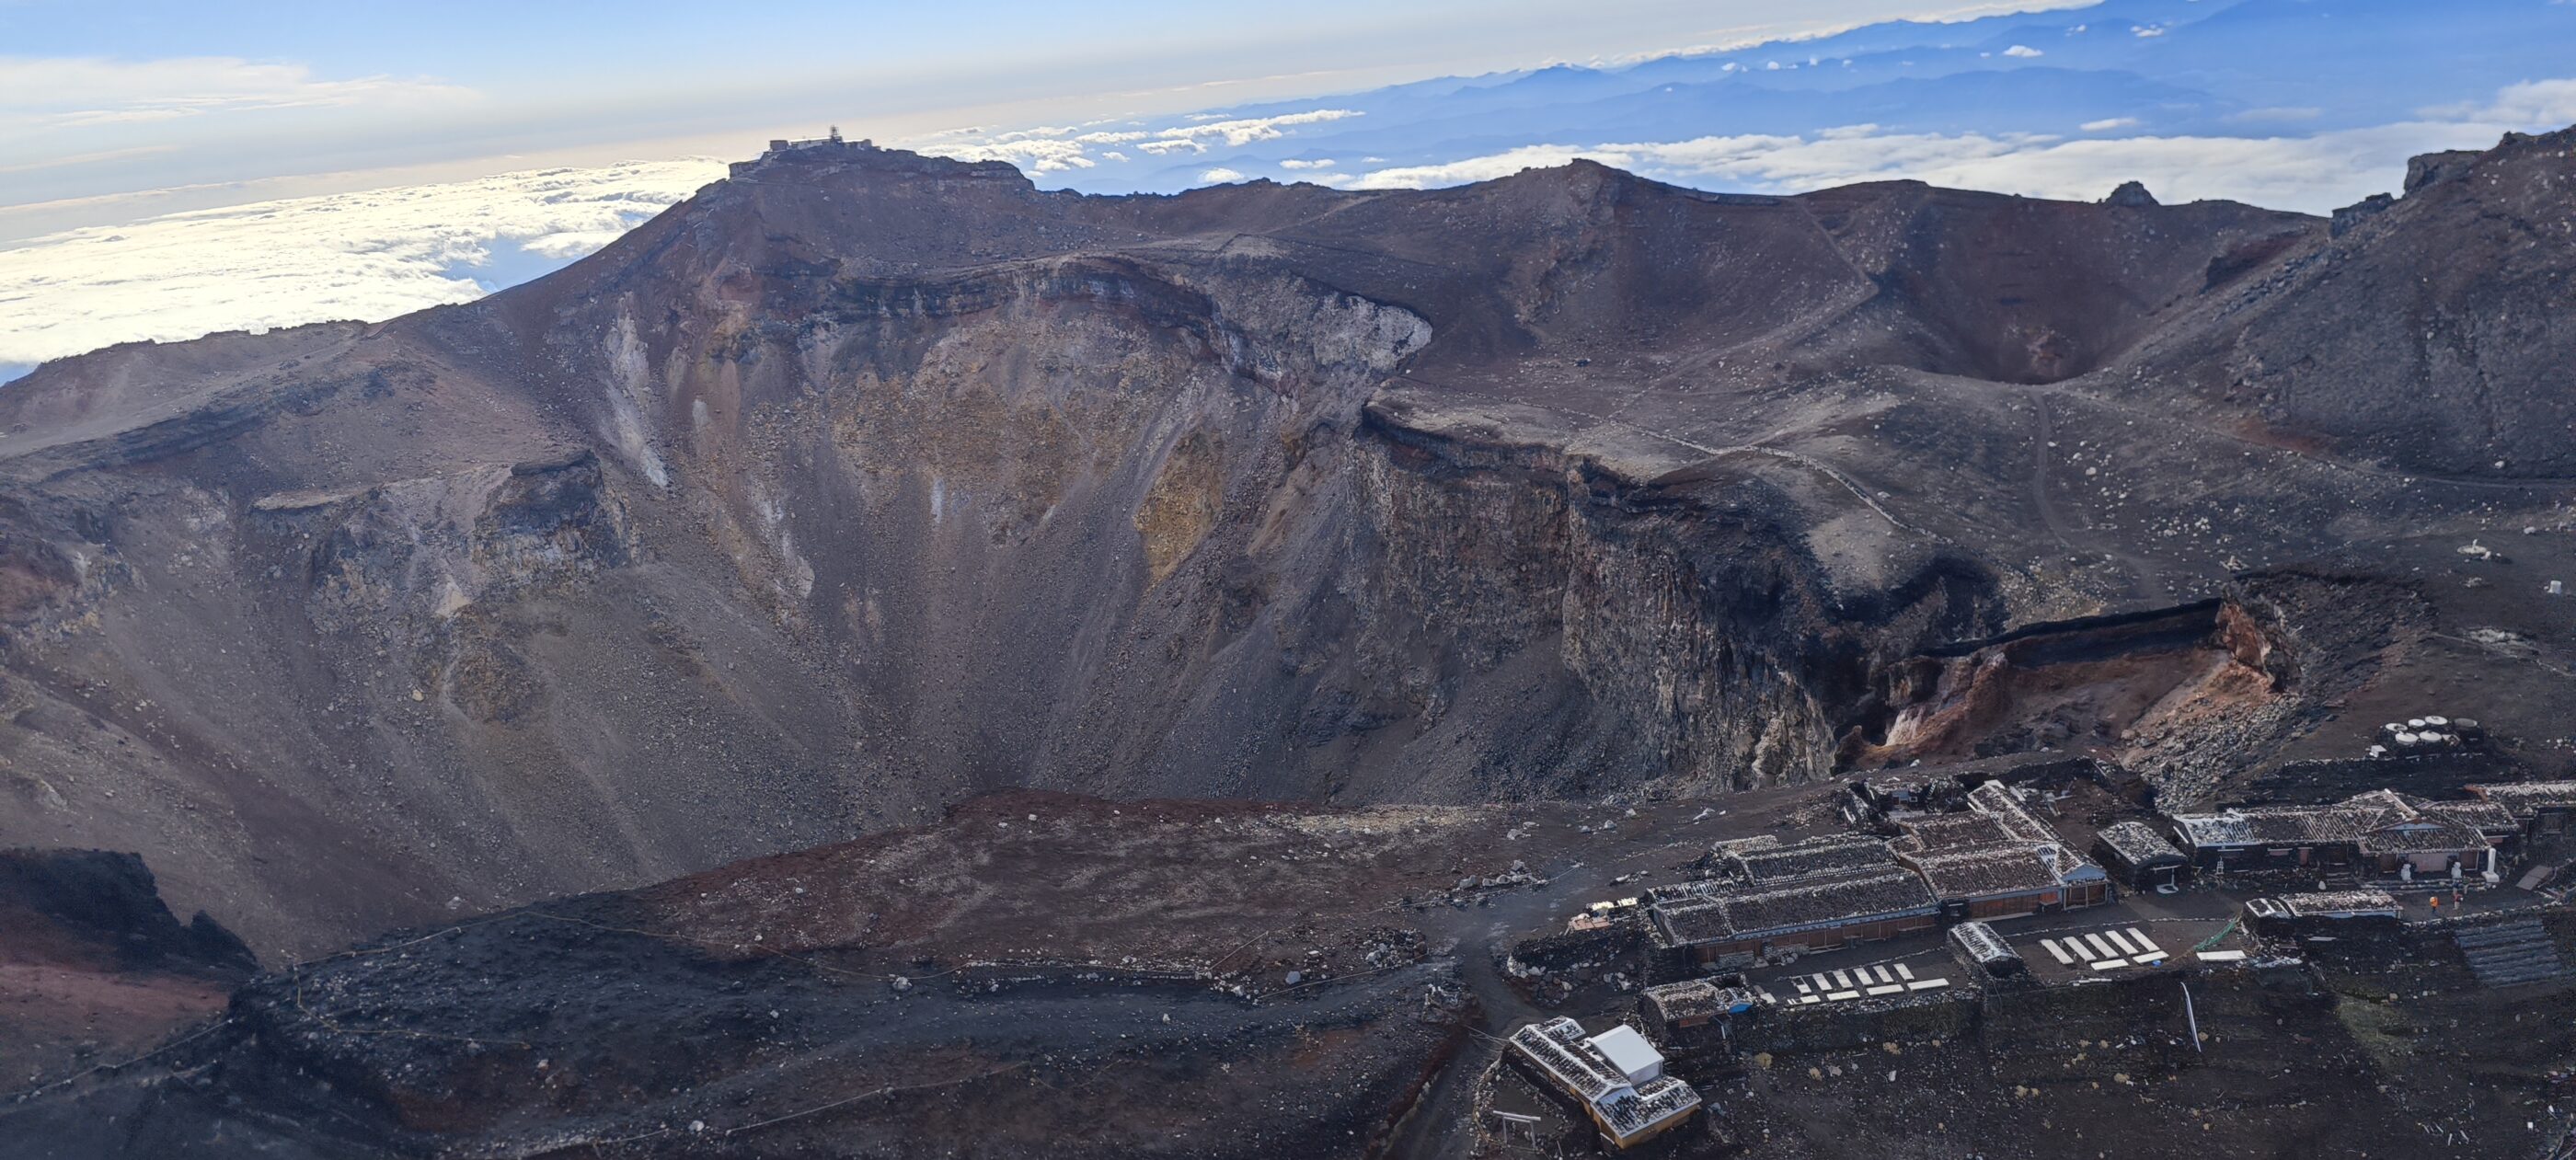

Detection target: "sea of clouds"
[0, 157, 724, 375]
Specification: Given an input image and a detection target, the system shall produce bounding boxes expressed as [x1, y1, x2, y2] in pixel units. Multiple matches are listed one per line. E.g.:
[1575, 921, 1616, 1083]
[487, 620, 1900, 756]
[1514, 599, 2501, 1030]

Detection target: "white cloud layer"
[0, 158, 723, 369]
[912, 109, 1361, 172]
[1345, 81, 2572, 214]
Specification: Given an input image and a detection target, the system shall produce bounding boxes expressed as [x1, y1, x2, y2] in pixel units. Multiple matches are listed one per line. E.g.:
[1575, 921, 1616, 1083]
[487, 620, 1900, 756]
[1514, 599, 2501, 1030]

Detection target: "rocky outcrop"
[2329, 192, 2394, 237]
[0, 848, 254, 1080]
[0, 848, 253, 978]
[2103, 180, 2159, 208]
[2404, 148, 2484, 195]
[2127, 126, 2576, 477]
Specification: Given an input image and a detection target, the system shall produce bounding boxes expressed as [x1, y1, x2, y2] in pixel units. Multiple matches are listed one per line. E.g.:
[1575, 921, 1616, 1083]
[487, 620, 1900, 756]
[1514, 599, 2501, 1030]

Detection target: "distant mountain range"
[922, 0, 2575, 204]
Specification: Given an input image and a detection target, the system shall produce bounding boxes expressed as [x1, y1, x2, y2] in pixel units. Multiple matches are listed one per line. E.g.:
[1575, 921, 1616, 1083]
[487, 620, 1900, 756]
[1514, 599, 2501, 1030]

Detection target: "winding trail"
[1383, 844, 1662, 1158]
[1386, 374, 1911, 532]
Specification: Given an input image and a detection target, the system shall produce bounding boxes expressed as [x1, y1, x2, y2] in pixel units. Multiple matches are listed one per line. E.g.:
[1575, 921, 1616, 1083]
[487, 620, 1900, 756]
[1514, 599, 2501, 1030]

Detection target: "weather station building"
[729, 127, 881, 177]
[1948, 919, 2027, 979]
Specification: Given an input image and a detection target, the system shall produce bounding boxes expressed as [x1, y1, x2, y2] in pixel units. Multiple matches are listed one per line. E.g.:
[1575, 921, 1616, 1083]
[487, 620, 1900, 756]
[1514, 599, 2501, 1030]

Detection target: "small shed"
[1948, 919, 2026, 978]
[2244, 890, 2402, 938]
[1638, 978, 1755, 1040]
[2094, 821, 2188, 890]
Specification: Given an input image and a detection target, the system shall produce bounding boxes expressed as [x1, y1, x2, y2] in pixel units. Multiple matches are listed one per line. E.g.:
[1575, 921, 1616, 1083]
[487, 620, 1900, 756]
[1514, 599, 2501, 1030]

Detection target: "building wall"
[2193, 843, 2356, 870]
[1729, 989, 1979, 1056]
[1959, 880, 2109, 919]
[1586, 1100, 1696, 1151]
[2378, 850, 2475, 876]
[1685, 913, 1937, 964]
[2121, 859, 2183, 889]
[1965, 893, 2039, 919]
[2202, 844, 2479, 878]
[2102, 848, 2186, 890]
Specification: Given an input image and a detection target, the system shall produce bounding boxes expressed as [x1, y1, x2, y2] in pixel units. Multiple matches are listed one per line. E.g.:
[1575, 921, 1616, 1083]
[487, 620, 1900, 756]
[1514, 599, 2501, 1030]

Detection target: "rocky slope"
[6, 794, 2569, 1160]
[0, 793, 1721, 1160]
[1, 130, 2572, 955]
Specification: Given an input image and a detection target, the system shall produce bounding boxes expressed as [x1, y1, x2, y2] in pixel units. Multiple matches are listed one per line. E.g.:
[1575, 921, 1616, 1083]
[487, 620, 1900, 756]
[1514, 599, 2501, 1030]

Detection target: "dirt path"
[1384, 850, 1630, 1158]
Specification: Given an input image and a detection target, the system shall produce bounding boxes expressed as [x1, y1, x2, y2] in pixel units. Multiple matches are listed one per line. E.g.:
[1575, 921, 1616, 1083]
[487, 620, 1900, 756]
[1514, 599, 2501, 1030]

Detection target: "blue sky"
[2, 0, 2073, 226]
[5, 0, 2575, 382]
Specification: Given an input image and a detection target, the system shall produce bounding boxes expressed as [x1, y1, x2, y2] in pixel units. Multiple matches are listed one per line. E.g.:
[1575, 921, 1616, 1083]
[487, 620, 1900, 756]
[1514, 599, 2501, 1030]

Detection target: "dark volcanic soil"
[0, 792, 1761, 1159]
[6, 793, 2570, 1160]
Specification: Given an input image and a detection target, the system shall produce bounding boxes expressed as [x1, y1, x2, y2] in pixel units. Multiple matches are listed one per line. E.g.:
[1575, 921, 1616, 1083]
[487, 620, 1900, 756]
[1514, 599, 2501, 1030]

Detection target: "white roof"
[1588, 1025, 1663, 1082]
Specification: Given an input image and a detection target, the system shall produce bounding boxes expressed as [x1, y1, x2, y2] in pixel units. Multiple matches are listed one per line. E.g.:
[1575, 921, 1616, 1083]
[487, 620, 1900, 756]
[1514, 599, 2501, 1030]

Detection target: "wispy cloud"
[0, 55, 471, 131]
[2430, 77, 2576, 127]
[0, 144, 176, 175]
[2225, 107, 2323, 124]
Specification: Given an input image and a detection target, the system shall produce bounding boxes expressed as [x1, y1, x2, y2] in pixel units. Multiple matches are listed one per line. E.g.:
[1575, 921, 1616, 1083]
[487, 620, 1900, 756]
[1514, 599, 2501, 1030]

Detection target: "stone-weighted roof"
[1650, 868, 1937, 946]
[2170, 789, 2497, 855]
[2097, 821, 2186, 867]
[2464, 781, 2576, 818]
